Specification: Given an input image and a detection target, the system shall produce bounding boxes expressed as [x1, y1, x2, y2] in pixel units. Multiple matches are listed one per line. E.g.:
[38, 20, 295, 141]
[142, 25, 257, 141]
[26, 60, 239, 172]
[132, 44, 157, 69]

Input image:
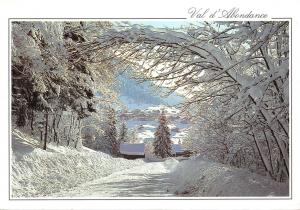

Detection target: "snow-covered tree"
[11, 21, 119, 150]
[103, 108, 119, 155]
[118, 121, 128, 143]
[153, 110, 172, 158]
[89, 21, 289, 181]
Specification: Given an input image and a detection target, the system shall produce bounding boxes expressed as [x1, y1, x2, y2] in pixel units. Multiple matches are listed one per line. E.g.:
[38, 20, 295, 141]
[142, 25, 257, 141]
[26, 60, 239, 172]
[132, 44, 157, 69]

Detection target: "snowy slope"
[11, 129, 144, 198]
[117, 72, 183, 109]
[169, 156, 289, 197]
[145, 105, 180, 115]
[117, 72, 189, 145]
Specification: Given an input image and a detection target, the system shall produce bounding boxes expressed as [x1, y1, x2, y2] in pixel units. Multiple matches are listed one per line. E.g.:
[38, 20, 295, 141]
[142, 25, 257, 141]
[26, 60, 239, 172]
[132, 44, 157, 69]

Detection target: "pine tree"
[104, 108, 119, 156]
[153, 110, 172, 158]
[16, 98, 27, 127]
[118, 121, 128, 143]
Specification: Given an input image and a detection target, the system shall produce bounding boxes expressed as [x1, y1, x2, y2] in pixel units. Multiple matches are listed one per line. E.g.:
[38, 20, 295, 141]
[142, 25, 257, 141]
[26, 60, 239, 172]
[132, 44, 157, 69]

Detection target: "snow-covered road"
[51, 161, 176, 197]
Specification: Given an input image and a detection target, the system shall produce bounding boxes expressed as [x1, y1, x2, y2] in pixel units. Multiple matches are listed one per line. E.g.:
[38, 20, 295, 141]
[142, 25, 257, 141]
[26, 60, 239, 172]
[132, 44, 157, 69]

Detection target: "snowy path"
[51, 161, 176, 197]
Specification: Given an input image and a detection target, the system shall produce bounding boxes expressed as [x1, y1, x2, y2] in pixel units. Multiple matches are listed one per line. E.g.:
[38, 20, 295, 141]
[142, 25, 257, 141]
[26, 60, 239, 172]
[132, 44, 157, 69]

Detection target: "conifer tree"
[153, 110, 172, 158]
[118, 121, 128, 143]
[104, 108, 119, 155]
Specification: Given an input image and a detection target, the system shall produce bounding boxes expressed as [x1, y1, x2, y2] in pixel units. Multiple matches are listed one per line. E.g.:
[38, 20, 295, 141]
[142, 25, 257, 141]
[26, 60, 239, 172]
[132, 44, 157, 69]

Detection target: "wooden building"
[172, 144, 193, 157]
[120, 143, 145, 159]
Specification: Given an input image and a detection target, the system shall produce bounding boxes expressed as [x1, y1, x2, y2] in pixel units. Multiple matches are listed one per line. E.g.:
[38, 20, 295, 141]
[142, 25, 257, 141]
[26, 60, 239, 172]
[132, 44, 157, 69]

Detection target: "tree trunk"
[43, 112, 49, 150]
[268, 126, 289, 176]
[252, 131, 273, 178]
[55, 112, 62, 145]
[51, 114, 56, 143]
[56, 112, 62, 128]
[67, 113, 74, 146]
[75, 119, 82, 149]
[40, 131, 43, 142]
[263, 130, 274, 176]
[30, 109, 34, 133]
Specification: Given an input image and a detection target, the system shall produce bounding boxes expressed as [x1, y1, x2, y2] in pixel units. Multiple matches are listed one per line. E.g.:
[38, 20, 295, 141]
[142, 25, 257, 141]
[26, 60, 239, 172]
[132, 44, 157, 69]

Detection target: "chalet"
[120, 143, 145, 159]
[172, 144, 193, 157]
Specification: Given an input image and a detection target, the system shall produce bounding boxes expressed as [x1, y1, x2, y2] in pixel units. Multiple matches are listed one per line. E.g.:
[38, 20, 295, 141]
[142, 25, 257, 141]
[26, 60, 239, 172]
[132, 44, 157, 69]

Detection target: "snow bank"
[170, 157, 289, 197]
[11, 129, 144, 198]
[163, 158, 179, 171]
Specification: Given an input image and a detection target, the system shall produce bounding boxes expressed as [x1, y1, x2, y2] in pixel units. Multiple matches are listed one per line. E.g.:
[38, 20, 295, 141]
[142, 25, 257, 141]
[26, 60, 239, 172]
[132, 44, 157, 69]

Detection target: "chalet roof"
[120, 143, 183, 156]
[172, 144, 183, 154]
[120, 143, 145, 155]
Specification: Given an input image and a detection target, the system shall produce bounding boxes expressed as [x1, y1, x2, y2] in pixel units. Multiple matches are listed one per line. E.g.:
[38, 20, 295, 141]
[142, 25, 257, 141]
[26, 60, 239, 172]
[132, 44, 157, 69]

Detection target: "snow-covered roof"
[120, 143, 145, 155]
[172, 144, 183, 154]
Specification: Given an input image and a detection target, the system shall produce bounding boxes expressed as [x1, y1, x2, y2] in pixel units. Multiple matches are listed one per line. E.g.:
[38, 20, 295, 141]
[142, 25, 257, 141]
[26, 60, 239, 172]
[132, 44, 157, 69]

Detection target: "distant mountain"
[117, 72, 183, 109]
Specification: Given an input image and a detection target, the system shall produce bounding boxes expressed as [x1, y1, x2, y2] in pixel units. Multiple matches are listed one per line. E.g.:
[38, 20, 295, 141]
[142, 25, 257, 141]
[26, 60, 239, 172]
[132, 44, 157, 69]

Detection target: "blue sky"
[126, 21, 229, 32]
[127, 20, 198, 29]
